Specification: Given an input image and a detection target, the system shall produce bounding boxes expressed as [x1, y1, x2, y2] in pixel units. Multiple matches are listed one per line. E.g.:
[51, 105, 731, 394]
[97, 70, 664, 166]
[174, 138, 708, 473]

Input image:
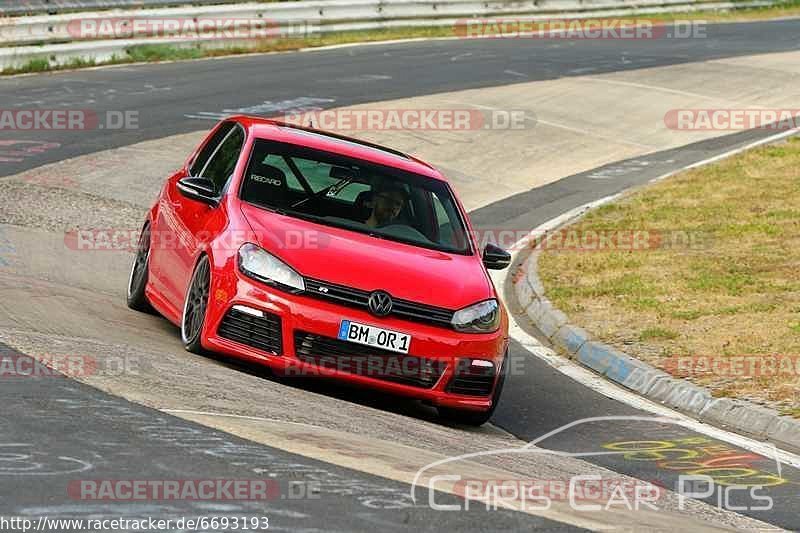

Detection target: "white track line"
[465, 102, 657, 150]
[580, 77, 726, 101]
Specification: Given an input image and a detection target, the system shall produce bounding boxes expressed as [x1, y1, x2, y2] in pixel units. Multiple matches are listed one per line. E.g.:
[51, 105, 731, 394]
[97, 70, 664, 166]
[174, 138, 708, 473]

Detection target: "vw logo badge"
[368, 290, 393, 317]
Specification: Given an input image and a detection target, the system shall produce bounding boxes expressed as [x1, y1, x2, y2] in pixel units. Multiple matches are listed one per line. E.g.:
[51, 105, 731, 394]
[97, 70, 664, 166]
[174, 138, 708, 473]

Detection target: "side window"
[432, 193, 449, 228]
[200, 125, 245, 192]
[189, 122, 235, 177]
[432, 192, 457, 247]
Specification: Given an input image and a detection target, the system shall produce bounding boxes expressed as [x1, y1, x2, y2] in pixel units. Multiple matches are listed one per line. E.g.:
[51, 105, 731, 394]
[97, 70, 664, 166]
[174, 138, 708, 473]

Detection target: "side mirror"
[177, 177, 219, 206]
[483, 243, 511, 270]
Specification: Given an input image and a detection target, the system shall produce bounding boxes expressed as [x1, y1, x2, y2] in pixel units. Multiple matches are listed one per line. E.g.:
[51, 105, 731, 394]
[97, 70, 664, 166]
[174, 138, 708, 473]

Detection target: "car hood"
[240, 203, 493, 310]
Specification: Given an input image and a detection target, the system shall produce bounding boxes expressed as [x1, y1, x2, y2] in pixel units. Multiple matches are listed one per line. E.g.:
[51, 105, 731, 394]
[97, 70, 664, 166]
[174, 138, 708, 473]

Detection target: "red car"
[127, 115, 511, 425]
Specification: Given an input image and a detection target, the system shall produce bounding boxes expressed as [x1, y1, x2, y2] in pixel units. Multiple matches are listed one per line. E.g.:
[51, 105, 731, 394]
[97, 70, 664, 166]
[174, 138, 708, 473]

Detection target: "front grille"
[447, 360, 496, 396]
[304, 278, 455, 328]
[218, 307, 283, 355]
[304, 278, 368, 307]
[293, 331, 445, 389]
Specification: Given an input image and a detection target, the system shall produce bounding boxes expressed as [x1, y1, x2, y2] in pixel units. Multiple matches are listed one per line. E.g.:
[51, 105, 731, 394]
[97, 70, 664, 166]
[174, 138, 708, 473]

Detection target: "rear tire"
[439, 353, 508, 426]
[126, 224, 155, 314]
[181, 255, 211, 355]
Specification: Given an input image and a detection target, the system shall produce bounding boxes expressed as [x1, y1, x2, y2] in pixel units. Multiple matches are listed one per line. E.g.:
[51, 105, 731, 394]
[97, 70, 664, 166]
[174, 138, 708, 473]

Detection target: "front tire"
[181, 255, 211, 354]
[439, 353, 508, 426]
[127, 224, 154, 313]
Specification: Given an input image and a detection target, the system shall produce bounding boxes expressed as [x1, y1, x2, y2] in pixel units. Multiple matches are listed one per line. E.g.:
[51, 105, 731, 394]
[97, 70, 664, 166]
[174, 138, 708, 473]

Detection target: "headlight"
[451, 299, 500, 333]
[238, 243, 305, 293]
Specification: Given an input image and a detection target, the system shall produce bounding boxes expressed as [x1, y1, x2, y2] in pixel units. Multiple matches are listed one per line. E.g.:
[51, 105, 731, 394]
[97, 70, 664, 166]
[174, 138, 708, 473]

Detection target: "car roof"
[228, 115, 446, 181]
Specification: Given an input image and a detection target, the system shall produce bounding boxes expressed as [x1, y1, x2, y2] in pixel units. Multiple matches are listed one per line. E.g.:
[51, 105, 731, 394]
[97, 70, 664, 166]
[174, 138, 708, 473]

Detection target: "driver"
[365, 183, 408, 228]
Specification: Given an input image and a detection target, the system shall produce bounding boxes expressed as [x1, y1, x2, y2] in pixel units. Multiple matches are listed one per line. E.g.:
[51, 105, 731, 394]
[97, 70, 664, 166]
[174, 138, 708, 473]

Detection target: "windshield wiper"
[256, 203, 325, 223]
[327, 177, 353, 197]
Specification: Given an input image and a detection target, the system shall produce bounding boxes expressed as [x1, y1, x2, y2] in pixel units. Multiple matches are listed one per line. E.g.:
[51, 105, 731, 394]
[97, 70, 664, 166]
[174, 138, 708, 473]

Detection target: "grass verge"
[0, 26, 458, 75]
[538, 136, 800, 415]
[4, 0, 800, 76]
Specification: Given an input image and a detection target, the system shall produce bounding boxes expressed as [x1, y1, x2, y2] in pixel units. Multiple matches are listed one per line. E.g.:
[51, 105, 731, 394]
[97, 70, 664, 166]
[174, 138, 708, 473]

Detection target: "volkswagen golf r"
[127, 115, 511, 425]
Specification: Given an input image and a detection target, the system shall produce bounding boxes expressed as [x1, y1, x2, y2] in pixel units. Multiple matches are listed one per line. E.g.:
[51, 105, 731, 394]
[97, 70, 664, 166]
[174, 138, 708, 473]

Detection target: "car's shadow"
[191, 344, 496, 431]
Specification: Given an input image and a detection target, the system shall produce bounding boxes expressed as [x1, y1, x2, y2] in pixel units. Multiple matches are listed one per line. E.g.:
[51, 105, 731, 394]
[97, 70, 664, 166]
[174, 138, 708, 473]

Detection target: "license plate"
[337, 320, 411, 354]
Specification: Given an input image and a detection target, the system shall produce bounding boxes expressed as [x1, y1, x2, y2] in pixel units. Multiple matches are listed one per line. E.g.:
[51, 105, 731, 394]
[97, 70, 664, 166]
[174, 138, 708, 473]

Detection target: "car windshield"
[240, 138, 472, 254]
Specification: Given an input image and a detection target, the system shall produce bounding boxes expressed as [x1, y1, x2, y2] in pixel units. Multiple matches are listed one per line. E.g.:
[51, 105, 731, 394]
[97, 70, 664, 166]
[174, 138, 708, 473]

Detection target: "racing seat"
[242, 163, 288, 206]
[354, 190, 374, 222]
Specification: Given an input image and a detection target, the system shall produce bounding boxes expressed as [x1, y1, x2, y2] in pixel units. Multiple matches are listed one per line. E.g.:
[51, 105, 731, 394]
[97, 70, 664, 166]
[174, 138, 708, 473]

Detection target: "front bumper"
[203, 267, 508, 412]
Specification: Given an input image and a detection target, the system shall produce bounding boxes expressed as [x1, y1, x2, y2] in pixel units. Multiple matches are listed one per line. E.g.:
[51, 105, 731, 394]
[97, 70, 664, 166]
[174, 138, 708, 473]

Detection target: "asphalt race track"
[2, 17, 800, 532]
[2, 19, 800, 176]
[0, 343, 576, 532]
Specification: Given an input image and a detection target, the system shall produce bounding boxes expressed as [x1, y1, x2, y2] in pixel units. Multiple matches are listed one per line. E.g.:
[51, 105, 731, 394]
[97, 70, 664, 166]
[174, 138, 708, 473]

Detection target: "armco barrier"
[0, 1, 244, 16]
[0, 0, 778, 69]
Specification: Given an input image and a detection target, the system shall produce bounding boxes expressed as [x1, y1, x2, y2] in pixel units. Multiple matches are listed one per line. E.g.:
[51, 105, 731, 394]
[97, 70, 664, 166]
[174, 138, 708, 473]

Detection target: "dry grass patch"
[539, 137, 800, 414]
